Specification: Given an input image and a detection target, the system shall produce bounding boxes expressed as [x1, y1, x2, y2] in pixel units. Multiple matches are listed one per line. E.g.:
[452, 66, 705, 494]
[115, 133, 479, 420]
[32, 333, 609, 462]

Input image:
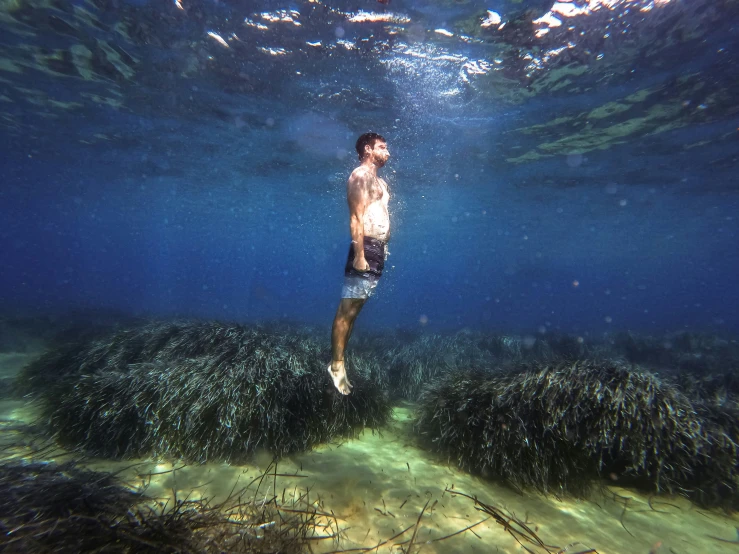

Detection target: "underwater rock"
[366, 332, 497, 401]
[0, 461, 141, 553]
[361, 330, 599, 402]
[611, 330, 739, 373]
[416, 360, 739, 509]
[17, 321, 390, 461]
[0, 459, 329, 553]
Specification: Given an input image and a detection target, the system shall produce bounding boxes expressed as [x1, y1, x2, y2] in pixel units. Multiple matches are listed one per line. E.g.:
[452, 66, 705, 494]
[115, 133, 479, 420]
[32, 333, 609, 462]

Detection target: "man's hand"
[353, 255, 370, 272]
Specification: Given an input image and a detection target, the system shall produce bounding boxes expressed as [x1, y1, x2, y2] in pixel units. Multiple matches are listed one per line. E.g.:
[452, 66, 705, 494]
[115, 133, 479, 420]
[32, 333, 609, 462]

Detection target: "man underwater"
[329, 133, 391, 395]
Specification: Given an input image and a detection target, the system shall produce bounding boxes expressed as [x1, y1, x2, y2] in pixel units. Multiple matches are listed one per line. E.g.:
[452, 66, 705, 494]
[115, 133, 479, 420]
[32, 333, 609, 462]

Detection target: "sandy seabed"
[2, 351, 738, 554]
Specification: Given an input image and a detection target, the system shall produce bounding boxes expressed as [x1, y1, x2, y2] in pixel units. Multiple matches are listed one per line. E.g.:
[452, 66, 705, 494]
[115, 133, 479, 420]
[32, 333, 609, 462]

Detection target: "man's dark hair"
[355, 132, 386, 161]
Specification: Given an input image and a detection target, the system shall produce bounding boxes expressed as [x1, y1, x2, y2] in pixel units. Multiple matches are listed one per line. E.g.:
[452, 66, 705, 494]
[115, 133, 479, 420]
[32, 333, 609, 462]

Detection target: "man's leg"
[329, 298, 366, 394]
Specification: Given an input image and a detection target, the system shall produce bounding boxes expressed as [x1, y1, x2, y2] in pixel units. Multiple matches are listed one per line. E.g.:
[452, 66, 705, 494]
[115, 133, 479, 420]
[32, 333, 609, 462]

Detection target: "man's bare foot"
[328, 360, 353, 395]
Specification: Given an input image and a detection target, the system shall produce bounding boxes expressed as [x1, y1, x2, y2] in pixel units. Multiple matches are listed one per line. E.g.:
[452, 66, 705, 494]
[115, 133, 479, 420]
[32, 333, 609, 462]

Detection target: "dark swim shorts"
[341, 236, 387, 299]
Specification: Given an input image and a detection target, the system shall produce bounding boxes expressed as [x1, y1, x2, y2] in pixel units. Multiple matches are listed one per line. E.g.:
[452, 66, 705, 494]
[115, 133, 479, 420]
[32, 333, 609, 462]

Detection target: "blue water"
[1, 0, 738, 335]
[3, 4, 739, 552]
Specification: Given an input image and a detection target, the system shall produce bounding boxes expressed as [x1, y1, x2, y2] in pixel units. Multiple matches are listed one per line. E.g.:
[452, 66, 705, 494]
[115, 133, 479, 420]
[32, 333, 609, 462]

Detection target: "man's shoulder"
[348, 166, 372, 185]
[350, 165, 371, 178]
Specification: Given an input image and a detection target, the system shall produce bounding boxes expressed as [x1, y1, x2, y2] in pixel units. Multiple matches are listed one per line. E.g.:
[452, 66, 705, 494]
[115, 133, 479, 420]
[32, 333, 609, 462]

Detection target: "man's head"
[356, 132, 389, 166]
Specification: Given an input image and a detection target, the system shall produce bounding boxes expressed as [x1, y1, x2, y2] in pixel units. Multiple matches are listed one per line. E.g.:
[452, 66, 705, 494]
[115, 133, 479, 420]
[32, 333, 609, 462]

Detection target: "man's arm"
[347, 170, 371, 271]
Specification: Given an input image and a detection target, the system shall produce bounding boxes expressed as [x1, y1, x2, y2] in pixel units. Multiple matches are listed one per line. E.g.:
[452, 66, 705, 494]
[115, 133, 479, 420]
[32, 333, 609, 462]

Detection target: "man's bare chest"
[369, 178, 389, 205]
